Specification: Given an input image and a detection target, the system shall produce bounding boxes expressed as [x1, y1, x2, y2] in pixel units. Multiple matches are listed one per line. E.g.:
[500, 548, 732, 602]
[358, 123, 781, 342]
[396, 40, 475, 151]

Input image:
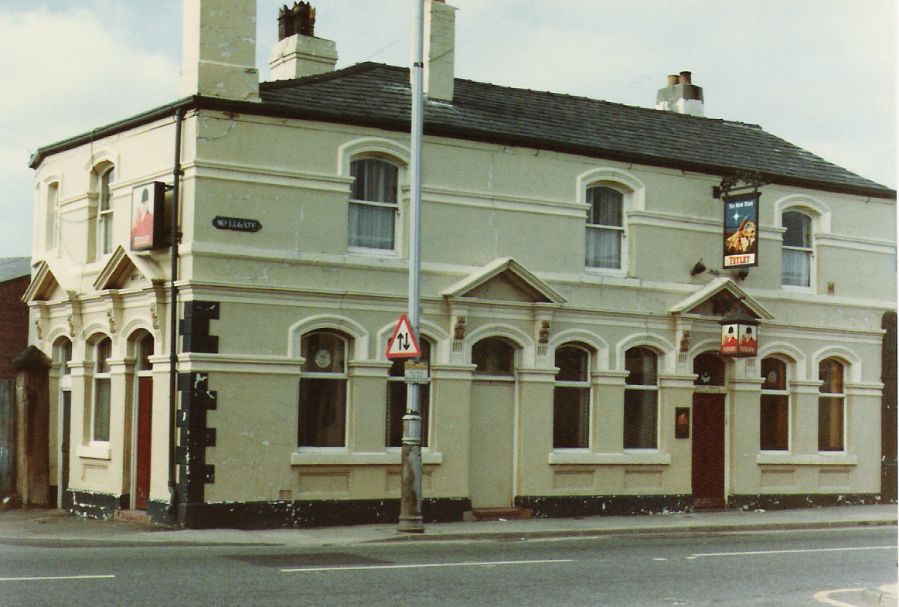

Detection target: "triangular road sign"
[386, 313, 421, 359]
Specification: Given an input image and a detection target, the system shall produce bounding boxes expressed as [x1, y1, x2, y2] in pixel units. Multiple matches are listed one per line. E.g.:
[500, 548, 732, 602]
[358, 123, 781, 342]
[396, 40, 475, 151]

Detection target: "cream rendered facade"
[26, 106, 896, 526]
[24, 0, 895, 527]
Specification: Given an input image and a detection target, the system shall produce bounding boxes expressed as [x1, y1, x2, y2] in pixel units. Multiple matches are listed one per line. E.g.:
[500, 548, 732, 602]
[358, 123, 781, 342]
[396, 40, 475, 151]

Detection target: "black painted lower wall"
[173, 497, 472, 529]
[728, 493, 882, 511]
[516, 494, 693, 518]
[67, 490, 128, 520]
[72, 491, 885, 528]
[147, 500, 177, 526]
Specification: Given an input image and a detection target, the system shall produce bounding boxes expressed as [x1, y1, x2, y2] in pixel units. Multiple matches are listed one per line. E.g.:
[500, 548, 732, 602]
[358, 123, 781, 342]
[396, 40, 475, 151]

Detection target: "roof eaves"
[29, 97, 199, 170]
[28, 63, 896, 201]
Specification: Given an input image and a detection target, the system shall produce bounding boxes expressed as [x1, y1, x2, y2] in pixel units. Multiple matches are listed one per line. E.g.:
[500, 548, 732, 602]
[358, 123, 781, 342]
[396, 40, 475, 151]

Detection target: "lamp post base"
[397, 435, 424, 533]
[397, 515, 425, 533]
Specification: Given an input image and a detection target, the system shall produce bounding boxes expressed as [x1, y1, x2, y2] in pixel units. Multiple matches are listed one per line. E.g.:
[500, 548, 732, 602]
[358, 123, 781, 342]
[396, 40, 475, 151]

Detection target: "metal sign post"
[397, 0, 426, 534]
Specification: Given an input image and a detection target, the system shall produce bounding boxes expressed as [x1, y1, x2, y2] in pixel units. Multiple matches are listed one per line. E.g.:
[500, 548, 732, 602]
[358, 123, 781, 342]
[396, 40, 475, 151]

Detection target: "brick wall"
[0, 276, 30, 379]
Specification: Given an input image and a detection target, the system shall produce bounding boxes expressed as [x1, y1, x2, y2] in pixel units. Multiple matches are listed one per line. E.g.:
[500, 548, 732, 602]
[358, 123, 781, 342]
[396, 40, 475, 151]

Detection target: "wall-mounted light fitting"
[690, 259, 707, 276]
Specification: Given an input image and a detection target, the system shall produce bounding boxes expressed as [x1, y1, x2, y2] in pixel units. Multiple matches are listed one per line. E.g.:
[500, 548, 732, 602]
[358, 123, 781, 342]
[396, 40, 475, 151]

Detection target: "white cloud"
[0, 6, 177, 257]
[0, 1, 893, 257]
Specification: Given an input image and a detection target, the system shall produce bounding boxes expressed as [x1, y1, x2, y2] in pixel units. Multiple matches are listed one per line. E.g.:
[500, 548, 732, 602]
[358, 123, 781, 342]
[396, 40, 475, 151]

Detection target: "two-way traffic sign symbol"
[385, 313, 421, 359]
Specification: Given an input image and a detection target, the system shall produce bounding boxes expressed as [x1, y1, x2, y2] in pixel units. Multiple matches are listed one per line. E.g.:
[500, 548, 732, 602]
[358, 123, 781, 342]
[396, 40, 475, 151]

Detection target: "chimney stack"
[423, 0, 457, 102]
[180, 0, 260, 102]
[269, 2, 337, 81]
[656, 71, 704, 117]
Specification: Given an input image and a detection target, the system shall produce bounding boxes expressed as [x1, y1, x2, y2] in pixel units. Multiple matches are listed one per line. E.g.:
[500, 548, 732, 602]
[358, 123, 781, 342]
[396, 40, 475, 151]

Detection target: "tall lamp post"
[397, 0, 426, 534]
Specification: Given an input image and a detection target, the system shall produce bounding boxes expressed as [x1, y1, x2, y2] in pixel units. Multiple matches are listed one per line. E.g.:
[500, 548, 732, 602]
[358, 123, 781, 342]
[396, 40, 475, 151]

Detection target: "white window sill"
[781, 284, 814, 293]
[756, 453, 857, 466]
[472, 375, 515, 382]
[347, 246, 398, 258]
[291, 450, 443, 466]
[77, 442, 111, 460]
[585, 266, 627, 278]
[549, 451, 671, 466]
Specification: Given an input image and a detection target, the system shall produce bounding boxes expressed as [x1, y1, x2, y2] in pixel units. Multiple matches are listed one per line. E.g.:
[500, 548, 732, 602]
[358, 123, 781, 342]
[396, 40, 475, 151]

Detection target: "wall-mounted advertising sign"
[719, 312, 759, 358]
[722, 192, 759, 269]
[675, 407, 690, 439]
[130, 181, 167, 251]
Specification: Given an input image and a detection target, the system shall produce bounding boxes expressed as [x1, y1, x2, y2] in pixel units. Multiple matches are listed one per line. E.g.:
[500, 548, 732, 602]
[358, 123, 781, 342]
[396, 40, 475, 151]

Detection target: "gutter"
[28, 96, 897, 201]
[168, 108, 184, 521]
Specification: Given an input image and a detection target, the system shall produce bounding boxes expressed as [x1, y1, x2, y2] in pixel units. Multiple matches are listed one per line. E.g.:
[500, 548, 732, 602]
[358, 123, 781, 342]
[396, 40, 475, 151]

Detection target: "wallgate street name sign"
[212, 216, 262, 232]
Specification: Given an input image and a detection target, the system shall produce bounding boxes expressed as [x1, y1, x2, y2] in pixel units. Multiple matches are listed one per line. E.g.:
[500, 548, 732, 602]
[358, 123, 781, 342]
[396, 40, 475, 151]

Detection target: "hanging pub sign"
[719, 308, 759, 357]
[130, 181, 167, 251]
[722, 192, 760, 269]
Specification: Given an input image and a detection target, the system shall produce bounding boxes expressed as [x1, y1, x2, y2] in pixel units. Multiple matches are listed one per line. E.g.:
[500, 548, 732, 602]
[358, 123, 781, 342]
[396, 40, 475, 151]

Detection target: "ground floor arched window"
[298, 331, 349, 447]
[624, 346, 658, 449]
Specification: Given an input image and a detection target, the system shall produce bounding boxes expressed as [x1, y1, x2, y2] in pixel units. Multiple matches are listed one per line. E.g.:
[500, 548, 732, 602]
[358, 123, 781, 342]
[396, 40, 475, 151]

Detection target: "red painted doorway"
[134, 377, 153, 510]
[691, 393, 725, 509]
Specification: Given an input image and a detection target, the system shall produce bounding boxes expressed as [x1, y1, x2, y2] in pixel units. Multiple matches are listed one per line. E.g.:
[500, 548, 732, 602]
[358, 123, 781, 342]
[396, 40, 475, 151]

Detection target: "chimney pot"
[269, 1, 337, 80]
[656, 70, 704, 117]
[278, 2, 315, 40]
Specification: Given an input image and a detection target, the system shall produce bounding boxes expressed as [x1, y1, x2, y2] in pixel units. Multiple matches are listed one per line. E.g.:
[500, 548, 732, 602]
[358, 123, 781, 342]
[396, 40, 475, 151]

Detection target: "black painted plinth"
[728, 493, 881, 511]
[172, 497, 471, 530]
[66, 490, 128, 520]
[515, 494, 692, 518]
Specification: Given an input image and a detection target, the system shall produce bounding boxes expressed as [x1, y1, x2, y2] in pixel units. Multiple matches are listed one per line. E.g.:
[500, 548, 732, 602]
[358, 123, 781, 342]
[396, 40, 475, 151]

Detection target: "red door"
[135, 377, 153, 510]
[692, 394, 725, 509]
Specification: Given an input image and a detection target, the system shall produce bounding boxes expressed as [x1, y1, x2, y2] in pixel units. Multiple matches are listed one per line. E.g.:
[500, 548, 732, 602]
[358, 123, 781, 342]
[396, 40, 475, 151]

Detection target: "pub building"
[22, 1, 895, 527]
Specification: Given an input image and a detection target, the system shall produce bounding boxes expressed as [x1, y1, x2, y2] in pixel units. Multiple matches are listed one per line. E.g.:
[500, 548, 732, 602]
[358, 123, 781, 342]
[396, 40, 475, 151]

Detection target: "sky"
[0, 0, 895, 258]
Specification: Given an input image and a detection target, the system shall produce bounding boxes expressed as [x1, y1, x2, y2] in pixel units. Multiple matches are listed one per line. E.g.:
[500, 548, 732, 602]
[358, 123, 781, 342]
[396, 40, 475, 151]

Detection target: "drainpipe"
[168, 108, 184, 520]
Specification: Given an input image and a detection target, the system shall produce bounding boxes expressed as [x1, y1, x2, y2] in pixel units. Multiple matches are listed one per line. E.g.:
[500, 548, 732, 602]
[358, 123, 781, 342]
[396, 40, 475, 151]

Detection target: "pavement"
[1, 504, 896, 604]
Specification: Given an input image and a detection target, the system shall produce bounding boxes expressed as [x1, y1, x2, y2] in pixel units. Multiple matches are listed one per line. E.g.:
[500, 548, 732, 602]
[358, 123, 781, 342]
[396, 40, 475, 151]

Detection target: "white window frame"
[298, 331, 350, 450]
[96, 165, 115, 259]
[347, 157, 401, 255]
[91, 336, 112, 444]
[45, 181, 60, 252]
[781, 209, 815, 289]
[623, 346, 660, 452]
[577, 168, 643, 277]
[817, 358, 847, 454]
[552, 344, 593, 451]
[585, 185, 625, 272]
[55, 338, 72, 387]
[759, 356, 792, 453]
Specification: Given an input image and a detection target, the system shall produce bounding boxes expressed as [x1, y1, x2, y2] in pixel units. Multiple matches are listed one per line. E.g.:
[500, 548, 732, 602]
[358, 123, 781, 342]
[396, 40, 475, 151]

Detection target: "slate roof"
[260, 62, 893, 198]
[0, 257, 31, 283]
[29, 61, 893, 199]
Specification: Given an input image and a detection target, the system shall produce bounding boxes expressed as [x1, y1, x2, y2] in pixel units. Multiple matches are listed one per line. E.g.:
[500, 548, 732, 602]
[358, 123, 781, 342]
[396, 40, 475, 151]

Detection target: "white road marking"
[692, 545, 893, 558]
[0, 574, 116, 582]
[282, 559, 574, 573]
[812, 587, 865, 607]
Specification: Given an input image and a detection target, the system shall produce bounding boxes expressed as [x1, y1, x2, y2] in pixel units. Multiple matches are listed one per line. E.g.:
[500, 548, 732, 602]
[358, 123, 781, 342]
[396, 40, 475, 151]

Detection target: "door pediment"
[670, 277, 773, 320]
[441, 258, 566, 305]
[93, 246, 164, 291]
[22, 260, 66, 303]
